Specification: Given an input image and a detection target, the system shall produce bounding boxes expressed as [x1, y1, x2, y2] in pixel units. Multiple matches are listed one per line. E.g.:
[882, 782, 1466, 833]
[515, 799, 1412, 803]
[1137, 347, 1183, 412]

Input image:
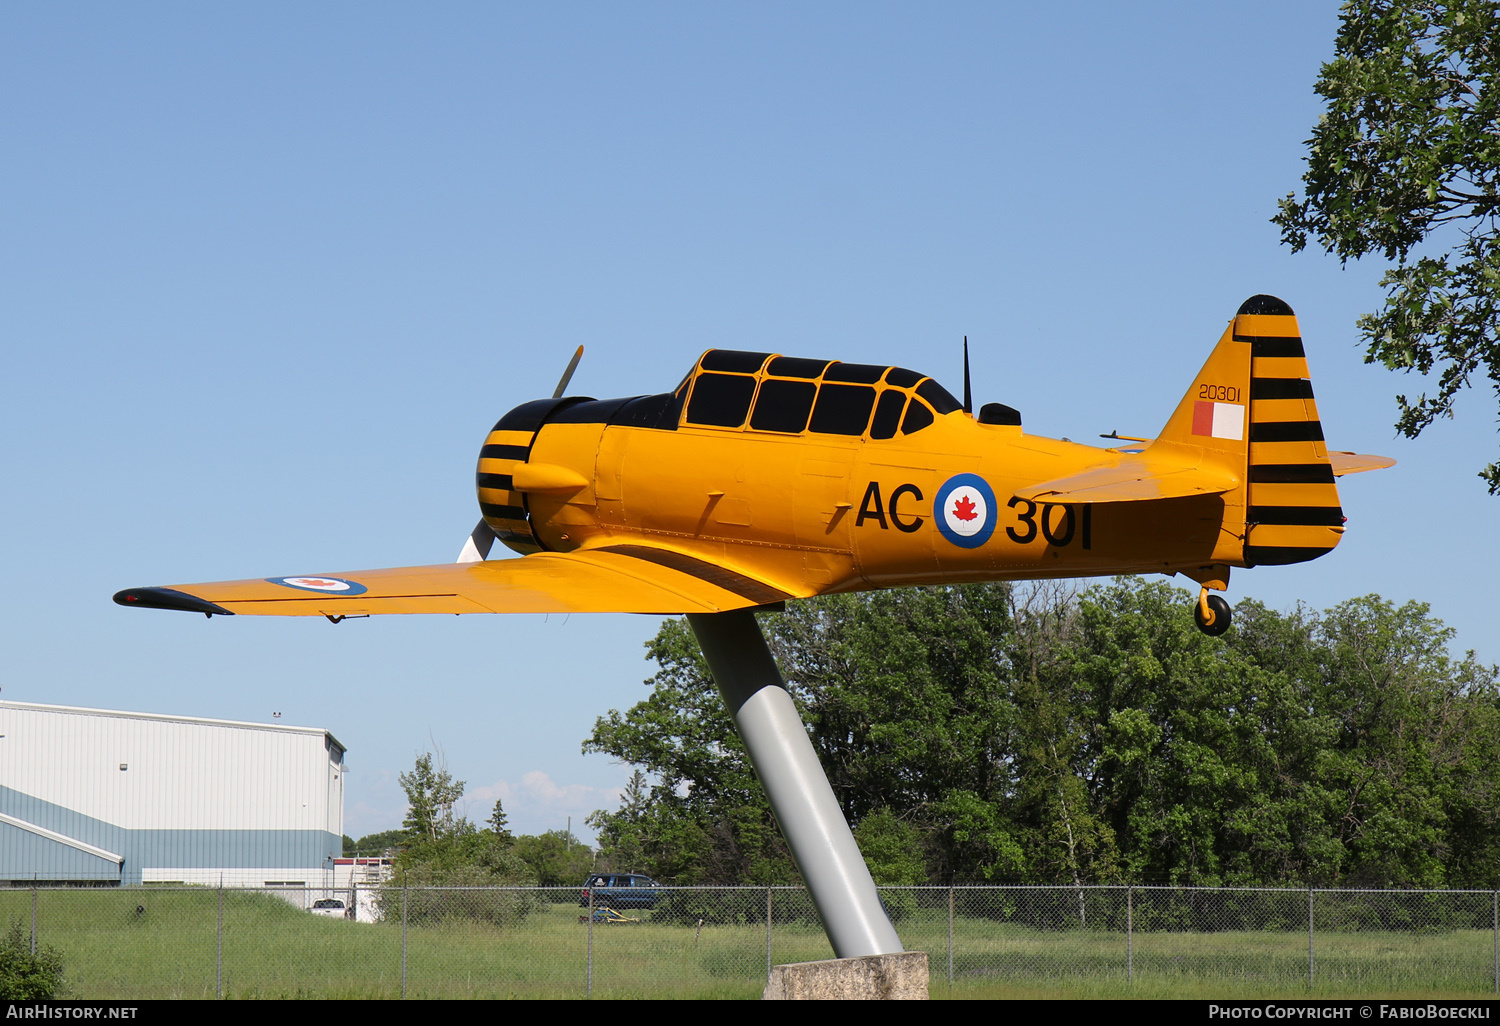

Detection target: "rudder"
[1237, 295, 1343, 566]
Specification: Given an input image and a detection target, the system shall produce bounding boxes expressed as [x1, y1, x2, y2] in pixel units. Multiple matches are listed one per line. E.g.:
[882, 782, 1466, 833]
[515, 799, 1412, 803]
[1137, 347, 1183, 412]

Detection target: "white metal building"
[0, 701, 345, 887]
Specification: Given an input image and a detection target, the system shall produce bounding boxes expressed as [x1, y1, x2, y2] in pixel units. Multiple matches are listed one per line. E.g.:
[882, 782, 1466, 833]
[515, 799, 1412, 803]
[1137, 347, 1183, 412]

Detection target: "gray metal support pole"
[688, 610, 904, 959]
[401, 884, 408, 999]
[1308, 886, 1314, 991]
[1127, 886, 1133, 983]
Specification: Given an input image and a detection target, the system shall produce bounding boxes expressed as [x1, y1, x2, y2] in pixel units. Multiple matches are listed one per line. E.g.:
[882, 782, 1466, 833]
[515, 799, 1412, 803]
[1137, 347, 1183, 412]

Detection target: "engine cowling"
[475, 397, 582, 555]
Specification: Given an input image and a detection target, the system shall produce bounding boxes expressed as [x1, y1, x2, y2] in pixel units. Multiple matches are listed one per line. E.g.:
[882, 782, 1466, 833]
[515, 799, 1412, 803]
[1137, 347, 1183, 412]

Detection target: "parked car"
[579, 874, 661, 909]
[309, 898, 352, 920]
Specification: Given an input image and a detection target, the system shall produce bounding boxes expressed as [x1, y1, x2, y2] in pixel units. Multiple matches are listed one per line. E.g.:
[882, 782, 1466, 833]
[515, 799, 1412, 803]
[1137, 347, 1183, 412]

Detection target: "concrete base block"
[762, 951, 928, 1000]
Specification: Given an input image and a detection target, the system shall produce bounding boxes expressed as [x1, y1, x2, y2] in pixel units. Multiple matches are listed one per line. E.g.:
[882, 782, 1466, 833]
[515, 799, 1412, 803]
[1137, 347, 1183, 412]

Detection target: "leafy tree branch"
[1275, 0, 1500, 491]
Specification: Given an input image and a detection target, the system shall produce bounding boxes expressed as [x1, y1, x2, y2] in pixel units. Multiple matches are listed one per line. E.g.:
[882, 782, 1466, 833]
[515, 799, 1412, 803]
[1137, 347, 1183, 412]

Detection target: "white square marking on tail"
[1211, 401, 1244, 441]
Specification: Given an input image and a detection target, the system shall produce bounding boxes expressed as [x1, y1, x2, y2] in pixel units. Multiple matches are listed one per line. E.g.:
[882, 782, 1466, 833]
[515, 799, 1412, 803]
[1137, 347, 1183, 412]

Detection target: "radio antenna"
[962, 336, 973, 414]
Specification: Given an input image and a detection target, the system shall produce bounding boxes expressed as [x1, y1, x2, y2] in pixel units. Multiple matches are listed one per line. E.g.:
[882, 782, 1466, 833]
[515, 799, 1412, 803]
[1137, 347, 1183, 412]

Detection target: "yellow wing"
[114, 544, 799, 618]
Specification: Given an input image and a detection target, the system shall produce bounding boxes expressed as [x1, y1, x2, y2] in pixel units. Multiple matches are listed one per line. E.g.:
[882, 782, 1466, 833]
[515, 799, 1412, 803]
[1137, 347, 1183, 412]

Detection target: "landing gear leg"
[1194, 587, 1231, 637]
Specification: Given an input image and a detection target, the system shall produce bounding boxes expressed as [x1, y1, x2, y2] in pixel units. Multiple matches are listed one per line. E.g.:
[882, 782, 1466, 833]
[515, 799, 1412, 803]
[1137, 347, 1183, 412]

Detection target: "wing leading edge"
[114, 544, 800, 618]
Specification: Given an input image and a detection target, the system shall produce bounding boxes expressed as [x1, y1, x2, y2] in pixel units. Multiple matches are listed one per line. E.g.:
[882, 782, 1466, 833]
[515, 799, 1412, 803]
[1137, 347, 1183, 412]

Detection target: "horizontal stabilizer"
[1328, 451, 1396, 477]
[1015, 460, 1239, 503]
[115, 543, 803, 618]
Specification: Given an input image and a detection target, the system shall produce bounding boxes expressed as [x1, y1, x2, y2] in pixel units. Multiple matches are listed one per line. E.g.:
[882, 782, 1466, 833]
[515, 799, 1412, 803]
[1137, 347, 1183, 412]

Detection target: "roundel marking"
[268, 576, 369, 596]
[933, 473, 998, 549]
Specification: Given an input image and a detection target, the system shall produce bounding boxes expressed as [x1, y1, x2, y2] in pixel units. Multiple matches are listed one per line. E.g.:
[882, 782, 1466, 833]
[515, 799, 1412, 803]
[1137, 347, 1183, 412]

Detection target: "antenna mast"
[962, 336, 972, 414]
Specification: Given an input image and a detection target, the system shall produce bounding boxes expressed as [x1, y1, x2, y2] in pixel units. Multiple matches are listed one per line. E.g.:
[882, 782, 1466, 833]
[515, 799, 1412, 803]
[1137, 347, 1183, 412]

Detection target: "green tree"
[585, 581, 1499, 889]
[1005, 583, 1120, 891]
[587, 770, 650, 873]
[345, 828, 408, 856]
[1274, 0, 1500, 491]
[510, 829, 596, 886]
[1296, 596, 1500, 886]
[1060, 580, 1278, 886]
[487, 799, 513, 843]
[1045, 581, 1500, 889]
[399, 752, 466, 842]
[382, 831, 540, 927]
[853, 808, 927, 886]
[0, 924, 63, 999]
[392, 831, 534, 881]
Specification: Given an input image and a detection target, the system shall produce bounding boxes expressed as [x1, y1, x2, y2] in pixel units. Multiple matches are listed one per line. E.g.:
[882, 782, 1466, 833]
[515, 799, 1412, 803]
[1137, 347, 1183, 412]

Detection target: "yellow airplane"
[115, 295, 1393, 636]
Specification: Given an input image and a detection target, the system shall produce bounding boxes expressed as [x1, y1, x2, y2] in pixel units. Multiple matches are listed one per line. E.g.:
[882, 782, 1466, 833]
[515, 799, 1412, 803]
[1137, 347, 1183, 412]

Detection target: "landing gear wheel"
[1194, 593, 1231, 637]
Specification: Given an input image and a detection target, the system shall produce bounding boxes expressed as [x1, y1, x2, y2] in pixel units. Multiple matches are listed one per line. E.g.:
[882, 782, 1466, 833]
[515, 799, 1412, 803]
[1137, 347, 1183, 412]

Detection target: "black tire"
[1194, 594, 1232, 636]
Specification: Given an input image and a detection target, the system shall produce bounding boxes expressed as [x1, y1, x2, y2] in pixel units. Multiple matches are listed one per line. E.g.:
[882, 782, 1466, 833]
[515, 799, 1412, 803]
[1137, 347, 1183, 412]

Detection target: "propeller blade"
[457, 519, 498, 563]
[552, 345, 585, 400]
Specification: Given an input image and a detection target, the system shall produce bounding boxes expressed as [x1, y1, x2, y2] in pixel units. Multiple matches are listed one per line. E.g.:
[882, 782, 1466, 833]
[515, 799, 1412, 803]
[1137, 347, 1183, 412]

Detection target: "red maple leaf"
[952, 495, 978, 522]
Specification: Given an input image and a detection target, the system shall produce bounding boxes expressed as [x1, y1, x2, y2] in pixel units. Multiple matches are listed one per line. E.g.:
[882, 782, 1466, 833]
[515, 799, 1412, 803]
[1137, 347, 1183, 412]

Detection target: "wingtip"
[114, 587, 234, 616]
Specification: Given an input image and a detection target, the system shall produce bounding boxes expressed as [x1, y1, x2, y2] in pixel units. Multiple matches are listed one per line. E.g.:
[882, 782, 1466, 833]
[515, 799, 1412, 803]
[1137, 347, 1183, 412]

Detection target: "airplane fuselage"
[481, 350, 1255, 602]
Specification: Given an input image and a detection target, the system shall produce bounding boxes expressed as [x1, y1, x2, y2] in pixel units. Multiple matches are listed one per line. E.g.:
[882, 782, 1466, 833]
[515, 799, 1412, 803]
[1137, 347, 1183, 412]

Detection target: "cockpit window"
[701, 351, 772, 373]
[916, 379, 962, 415]
[870, 389, 907, 440]
[676, 350, 956, 437]
[901, 399, 935, 434]
[809, 383, 877, 435]
[750, 378, 817, 433]
[822, 362, 885, 384]
[686, 372, 757, 428]
[766, 356, 830, 379]
[885, 367, 923, 388]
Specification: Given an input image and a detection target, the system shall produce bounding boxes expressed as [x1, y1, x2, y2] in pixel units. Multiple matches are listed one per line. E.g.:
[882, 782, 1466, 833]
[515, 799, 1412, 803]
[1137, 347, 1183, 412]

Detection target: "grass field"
[0, 887, 1496, 999]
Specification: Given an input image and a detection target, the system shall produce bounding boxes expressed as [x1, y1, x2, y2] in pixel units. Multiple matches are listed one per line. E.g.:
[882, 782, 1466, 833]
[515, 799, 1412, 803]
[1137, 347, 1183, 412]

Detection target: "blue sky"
[3, 3, 1494, 842]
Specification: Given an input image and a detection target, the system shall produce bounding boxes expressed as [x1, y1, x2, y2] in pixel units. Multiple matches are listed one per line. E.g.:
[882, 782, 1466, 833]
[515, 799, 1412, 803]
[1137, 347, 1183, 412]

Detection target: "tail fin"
[1151, 295, 1343, 568]
[1236, 296, 1343, 566]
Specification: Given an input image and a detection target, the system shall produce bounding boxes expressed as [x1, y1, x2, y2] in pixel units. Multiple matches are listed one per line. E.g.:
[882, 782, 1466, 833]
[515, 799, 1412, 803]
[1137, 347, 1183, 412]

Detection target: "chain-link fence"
[2, 884, 1497, 998]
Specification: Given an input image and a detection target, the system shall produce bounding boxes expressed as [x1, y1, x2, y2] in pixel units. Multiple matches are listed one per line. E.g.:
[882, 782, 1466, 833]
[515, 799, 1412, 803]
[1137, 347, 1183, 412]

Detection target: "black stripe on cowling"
[1249, 506, 1345, 526]
[480, 444, 529, 462]
[595, 544, 793, 606]
[476, 472, 514, 491]
[480, 502, 528, 522]
[1251, 378, 1315, 400]
[1241, 336, 1306, 358]
[1249, 464, 1337, 484]
[1244, 545, 1336, 567]
[1250, 421, 1324, 442]
[113, 587, 235, 616]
